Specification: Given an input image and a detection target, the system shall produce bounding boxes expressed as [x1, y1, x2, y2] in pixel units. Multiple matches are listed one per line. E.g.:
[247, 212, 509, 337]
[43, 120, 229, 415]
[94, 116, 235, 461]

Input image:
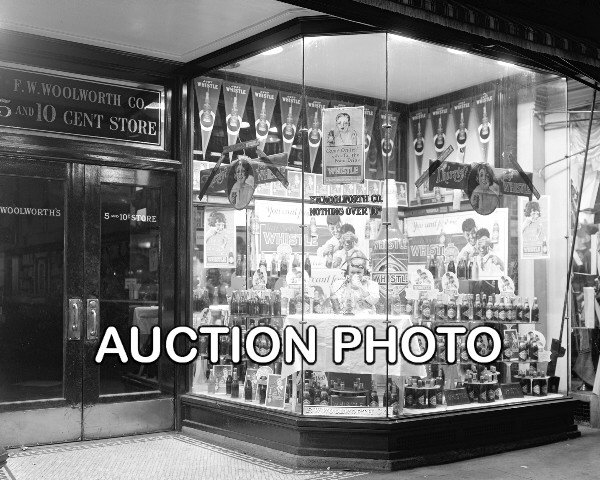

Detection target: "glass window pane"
[0, 176, 65, 402]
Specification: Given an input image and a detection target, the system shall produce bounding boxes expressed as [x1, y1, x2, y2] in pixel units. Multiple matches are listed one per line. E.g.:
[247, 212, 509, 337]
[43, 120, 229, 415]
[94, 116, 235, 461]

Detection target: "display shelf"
[402, 393, 564, 415]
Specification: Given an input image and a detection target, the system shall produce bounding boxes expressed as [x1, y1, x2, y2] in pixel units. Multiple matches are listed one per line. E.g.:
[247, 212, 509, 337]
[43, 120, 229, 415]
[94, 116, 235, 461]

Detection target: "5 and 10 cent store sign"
[0, 64, 163, 146]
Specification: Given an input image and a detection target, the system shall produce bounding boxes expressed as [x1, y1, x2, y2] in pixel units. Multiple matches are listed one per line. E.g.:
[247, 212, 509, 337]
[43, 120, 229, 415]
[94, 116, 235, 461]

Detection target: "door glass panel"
[99, 184, 161, 394]
[0, 176, 65, 402]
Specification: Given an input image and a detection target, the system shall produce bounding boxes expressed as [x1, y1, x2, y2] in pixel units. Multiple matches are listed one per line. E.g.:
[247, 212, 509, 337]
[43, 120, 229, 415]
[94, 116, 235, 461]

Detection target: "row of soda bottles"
[403, 292, 540, 323]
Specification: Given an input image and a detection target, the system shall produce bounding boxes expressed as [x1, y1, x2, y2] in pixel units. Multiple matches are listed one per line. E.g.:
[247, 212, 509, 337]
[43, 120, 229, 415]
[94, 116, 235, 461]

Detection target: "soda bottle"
[498, 297, 506, 322]
[474, 294, 482, 321]
[447, 258, 456, 275]
[485, 295, 494, 321]
[447, 295, 457, 321]
[231, 370, 240, 398]
[522, 298, 531, 322]
[531, 297, 539, 323]
[457, 258, 467, 279]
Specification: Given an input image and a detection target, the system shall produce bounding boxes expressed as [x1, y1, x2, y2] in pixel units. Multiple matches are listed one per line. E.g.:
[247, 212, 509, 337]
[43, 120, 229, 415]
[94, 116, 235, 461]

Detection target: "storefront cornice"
[277, 0, 600, 90]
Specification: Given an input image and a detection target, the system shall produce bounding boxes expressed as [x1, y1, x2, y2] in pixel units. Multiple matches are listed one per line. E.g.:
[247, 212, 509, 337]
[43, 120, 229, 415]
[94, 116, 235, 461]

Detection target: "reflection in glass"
[99, 184, 161, 394]
[0, 176, 64, 402]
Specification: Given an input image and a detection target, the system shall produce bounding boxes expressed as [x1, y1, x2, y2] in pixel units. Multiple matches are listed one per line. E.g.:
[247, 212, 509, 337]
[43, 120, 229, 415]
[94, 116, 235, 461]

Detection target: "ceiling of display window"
[230, 34, 529, 104]
[0, 0, 318, 62]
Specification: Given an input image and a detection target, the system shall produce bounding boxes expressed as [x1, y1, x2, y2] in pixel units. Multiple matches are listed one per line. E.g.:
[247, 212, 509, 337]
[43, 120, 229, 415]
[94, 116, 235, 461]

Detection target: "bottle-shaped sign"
[479, 104, 490, 141]
[456, 110, 467, 146]
[414, 120, 424, 156]
[434, 116, 445, 151]
[370, 179, 409, 313]
[308, 111, 321, 146]
[255, 100, 269, 139]
[282, 105, 296, 145]
[226, 96, 240, 135]
[200, 91, 215, 130]
[427, 255, 438, 279]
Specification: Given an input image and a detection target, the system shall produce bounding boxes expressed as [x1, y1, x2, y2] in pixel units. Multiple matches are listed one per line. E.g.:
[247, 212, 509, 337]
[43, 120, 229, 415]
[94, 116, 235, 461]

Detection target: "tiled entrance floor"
[0, 434, 366, 480]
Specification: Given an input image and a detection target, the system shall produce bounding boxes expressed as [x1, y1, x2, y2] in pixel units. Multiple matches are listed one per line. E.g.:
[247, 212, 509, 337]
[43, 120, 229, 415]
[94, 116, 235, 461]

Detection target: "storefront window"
[190, 32, 569, 418]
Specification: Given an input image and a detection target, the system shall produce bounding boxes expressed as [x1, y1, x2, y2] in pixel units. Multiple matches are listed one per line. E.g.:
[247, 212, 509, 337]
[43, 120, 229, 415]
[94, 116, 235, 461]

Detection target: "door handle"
[87, 298, 100, 340]
[68, 298, 83, 340]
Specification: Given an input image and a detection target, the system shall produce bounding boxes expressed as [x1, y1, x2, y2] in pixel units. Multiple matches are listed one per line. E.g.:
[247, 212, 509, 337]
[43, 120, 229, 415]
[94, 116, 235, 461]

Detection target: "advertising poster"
[255, 200, 370, 260]
[265, 374, 286, 409]
[322, 106, 365, 185]
[204, 207, 236, 268]
[396, 182, 408, 207]
[251, 86, 278, 151]
[194, 77, 222, 159]
[405, 208, 509, 281]
[519, 195, 550, 259]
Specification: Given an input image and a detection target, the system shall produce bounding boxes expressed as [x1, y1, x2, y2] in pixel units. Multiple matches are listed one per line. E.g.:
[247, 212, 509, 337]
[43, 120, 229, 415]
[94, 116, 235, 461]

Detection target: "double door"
[0, 158, 176, 446]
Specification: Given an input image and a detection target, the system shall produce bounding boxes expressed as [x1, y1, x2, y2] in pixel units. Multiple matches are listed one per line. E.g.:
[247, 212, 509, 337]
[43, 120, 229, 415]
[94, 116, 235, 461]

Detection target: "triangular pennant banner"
[306, 97, 329, 172]
[194, 77, 222, 159]
[251, 87, 278, 151]
[410, 109, 428, 180]
[380, 110, 399, 177]
[474, 91, 494, 161]
[279, 91, 302, 157]
[363, 104, 377, 159]
[431, 104, 450, 156]
[223, 81, 250, 156]
[452, 99, 471, 159]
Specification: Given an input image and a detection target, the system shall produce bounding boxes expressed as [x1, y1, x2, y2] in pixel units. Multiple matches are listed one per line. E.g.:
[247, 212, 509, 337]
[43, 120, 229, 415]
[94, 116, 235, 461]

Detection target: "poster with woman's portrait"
[227, 157, 257, 209]
[204, 207, 236, 268]
[519, 195, 549, 259]
[322, 106, 365, 184]
[467, 162, 500, 215]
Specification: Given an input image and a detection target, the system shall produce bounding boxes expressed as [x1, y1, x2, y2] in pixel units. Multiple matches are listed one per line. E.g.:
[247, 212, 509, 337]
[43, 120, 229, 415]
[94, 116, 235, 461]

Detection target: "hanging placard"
[251, 87, 278, 151]
[452, 99, 471, 159]
[380, 110, 399, 177]
[322, 106, 365, 184]
[227, 157, 257, 210]
[306, 97, 329, 172]
[431, 104, 450, 155]
[474, 91, 494, 161]
[279, 91, 302, 157]
[223, 81, 250, 154]
[194, 77, 222, 159]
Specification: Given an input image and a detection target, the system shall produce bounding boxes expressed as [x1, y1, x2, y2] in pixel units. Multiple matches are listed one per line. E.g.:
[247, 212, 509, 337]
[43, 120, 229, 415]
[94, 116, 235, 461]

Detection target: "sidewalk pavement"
[1, 427, 598, 480]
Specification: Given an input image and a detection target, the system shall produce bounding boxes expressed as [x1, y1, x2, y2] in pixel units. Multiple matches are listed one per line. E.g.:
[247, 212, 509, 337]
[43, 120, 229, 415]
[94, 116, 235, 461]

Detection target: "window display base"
[180, 395, 579, 471]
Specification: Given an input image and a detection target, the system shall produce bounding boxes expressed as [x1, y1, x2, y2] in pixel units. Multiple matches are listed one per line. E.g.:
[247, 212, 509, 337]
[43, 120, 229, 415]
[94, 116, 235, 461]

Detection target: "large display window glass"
[189, 32, 570, 419]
